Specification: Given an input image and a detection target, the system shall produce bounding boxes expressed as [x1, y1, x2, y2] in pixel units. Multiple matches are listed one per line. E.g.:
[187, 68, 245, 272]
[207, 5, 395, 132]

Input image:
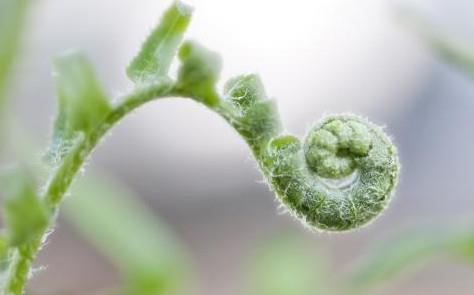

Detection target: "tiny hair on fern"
[0, 1, 400, 294]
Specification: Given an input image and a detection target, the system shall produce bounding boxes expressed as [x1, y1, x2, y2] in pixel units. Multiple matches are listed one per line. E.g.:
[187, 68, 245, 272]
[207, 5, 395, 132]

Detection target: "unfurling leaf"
[223, 74, 281, 149]
[127, 1, 193, 84]
[49, 52, 111, 162]
[224, 74, 267, 112]
[1, 169, 48, 247]
[176, 41, 222, 106]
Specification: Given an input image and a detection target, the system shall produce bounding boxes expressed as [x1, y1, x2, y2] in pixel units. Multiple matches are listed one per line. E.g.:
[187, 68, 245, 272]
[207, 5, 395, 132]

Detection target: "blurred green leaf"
[247, 235, 331, 295]
[1, 169, 48, 247]
[176, 41, 222, 106]
[65, 173, 189, 295]
[453, 234, 474, 262]
[0, 0, 30, 141]
[0, 233, 8, 261]
[399, 9, 474, 77]
[0, 0, 30, 100]
[348, 228, 474, 292]
[49, 52, 111, 162]
[127, 1, 192, 84]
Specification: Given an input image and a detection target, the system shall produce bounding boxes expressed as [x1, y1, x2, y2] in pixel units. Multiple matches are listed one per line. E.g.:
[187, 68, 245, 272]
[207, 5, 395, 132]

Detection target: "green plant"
[247, 228, 474, 295]
[0, 1, 400, 294]
[399, 9, 474, 77]
[0, 2, 189, 294]
[347, 227, 474, 292]
[335, 11, 474, 292]
[66, 172, 190, 295]
[0, 0, 30, 139]
[247, 235, 332, 295]
[261, 11, 474, 294]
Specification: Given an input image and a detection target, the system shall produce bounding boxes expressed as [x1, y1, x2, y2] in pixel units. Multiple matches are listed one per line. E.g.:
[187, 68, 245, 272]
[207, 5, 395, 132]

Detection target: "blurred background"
[3, 0, 474, 294]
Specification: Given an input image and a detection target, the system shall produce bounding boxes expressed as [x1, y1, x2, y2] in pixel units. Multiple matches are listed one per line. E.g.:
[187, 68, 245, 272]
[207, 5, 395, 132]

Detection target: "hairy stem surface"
[1, 2, 400, 293]
[2, 82, 176, 294]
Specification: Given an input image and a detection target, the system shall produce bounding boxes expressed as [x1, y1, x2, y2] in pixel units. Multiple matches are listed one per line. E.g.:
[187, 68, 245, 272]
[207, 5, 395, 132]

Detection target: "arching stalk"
[0, 2, 399, 294]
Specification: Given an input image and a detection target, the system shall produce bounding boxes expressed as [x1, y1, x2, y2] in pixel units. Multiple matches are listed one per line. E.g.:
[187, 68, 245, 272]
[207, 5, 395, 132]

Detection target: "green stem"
[43, 81, 175, 207]
[1, 2, 400, 293]
[1, 80, 178, 295]
[1, 62, 400, 295]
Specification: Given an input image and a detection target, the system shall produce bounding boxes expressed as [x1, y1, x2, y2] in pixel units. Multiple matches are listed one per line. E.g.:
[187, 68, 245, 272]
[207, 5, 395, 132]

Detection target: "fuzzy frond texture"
[47, 0, 400, 235]
[223, 77, 400, 231]
[43, 2, 400, 237]
[0, 2, 401, 294]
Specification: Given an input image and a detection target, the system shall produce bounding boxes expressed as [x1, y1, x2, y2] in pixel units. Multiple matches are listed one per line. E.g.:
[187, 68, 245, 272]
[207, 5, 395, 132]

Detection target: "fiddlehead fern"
[267, 116, 398, 231]
[0, 1, 400, 294]
[220, 75, 399, 231]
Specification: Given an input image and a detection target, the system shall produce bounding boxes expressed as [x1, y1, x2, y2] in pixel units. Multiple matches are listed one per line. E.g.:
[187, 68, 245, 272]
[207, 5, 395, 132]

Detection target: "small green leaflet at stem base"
[48, 52, 111, 163]
[176, 41, 222, 106]
[1, 169, 48, 247]
[224, 74, 268, 112]
[222, 74, 281, 151]
[127, 1, 193, 84]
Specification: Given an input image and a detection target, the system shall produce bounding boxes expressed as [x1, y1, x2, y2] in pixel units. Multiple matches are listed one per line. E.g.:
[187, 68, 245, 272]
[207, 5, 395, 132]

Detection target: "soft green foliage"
[0, 0, 29, 98]
[176, 41, 222, 106]
[400, 10, 474, 77]
[247, 236, 331, 295]
[221, 74, 399, 231]
[49, 52, 111, 162]
[349, 228, 474, 292]
[0, 235, 7, 260]
[65, 174, 189, 295]
[0, 169, 48, 295]
[0, 0, 30, 137]
[432, 36, 474, 77]
[1, 169, 48, 247]
[127, 1, 192, 84]
[248, 229, 474, 294]
[262, 115, 398, 231]
[0, 1, 400, 294]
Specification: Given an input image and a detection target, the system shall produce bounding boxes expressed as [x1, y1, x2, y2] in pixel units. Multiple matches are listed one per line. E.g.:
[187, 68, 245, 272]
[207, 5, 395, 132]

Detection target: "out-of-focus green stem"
[0, 0, 30, 123]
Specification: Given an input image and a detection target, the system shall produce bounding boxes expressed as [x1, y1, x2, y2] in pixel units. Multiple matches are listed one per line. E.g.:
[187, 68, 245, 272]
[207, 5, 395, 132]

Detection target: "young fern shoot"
[0, 1, 400, 294]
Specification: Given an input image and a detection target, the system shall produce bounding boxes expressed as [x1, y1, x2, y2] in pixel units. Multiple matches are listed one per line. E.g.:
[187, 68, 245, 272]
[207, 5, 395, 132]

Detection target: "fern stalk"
[0, 2, 400, 294]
